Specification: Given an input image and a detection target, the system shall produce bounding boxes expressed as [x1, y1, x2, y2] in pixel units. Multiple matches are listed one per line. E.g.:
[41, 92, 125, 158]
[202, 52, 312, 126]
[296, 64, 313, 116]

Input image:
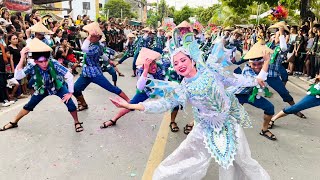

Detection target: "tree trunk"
[300, 0, 310, 20]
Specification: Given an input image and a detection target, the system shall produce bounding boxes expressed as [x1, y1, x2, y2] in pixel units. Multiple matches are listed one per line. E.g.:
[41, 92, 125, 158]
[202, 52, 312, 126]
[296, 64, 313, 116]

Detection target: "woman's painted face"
[173, 52, 194, 77]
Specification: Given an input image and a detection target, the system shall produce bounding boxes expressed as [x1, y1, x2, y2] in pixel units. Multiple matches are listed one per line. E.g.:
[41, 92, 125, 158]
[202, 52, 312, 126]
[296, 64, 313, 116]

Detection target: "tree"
[167, 6, 175, 18]
[209, 5, 250, 26]
[103, 0, 136, 19]
[147, 10, 159, 28]
[173, 5, 194, 24]
[158, 0, 168, 22]
[311, 0, 320, 18]
[197, 4, 221, 25]
[221, 0, 312, 21]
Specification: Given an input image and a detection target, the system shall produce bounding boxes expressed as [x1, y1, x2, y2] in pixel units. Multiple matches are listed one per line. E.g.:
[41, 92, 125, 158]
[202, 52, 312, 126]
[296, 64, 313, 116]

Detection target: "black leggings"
[314, 56, 320, 76]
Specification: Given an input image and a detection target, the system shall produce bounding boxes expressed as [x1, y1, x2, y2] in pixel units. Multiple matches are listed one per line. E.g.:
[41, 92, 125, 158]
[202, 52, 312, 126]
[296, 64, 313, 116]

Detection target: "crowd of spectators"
[0, 7, 143, 108]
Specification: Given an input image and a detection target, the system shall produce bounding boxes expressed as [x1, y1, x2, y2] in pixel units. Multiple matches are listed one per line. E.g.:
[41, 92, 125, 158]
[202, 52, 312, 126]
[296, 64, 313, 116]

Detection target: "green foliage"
[167, 6, 175, 17]
[311, 0, 320, 18]
[173, 5, 194, 24]
[209, 5, 250, 26]
[147, 10, 159, 28]
[158, 0, 167, 21]
[196, 4, 221, 25]
[103, 0, 135, 19]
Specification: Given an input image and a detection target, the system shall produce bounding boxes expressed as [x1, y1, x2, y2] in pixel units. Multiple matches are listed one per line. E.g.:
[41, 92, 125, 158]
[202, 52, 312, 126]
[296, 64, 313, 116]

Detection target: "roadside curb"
[287, 76, 311, 92]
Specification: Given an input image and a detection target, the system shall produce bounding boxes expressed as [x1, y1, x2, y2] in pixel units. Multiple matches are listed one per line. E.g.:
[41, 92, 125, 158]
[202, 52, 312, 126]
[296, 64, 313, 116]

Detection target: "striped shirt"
[23, 59, 68, 95]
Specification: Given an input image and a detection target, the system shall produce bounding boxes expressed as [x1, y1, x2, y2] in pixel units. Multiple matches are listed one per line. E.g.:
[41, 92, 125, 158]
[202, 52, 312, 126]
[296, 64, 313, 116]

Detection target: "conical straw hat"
[157, 26, 165, 31]
[268, 21, 289, 32]
[224, 26, 235, 31]
[142, 27, 151, 32]
[30, 22, 52, 34]
[176, 21, 192, 29]
[83, 22, 103, 36]
[27, 38, 52, 52]
[243, 41, 273, 60]
[232, 29, 243, 36]
[127, 33, 136, 38]
[136, 48, 161, 66]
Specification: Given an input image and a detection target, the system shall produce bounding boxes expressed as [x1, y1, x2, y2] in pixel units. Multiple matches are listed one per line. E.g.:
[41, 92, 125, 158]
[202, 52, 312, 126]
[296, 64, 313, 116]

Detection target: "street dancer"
[270, 74, 320, 128]
[235, 41, 277, 140]
[73, 22, 130, 111]
[0, 38, 84, 132]
[109, 41, 270, 179]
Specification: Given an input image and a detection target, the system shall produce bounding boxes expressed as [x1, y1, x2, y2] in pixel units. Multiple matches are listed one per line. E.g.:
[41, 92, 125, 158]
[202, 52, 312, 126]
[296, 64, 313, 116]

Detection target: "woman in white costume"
[110, 40, 271, 180]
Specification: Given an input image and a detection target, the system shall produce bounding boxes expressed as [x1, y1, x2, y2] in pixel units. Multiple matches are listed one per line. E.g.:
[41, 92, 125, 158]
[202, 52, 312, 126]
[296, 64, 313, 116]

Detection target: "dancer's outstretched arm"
[110, 96, 180, 114]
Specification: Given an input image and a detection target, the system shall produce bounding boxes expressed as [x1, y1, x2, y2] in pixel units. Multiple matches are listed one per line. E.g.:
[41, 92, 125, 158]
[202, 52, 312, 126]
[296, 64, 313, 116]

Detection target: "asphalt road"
[0, 58, 319, 180]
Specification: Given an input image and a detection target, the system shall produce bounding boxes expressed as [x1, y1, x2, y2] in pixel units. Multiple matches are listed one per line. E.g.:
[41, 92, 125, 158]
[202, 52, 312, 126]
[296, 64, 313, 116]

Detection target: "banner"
[4, 0, 32, 12]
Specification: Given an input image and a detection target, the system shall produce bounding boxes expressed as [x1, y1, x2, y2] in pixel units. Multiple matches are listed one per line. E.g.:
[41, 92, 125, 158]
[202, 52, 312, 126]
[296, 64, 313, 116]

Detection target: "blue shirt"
[23, 59, 68, 95]
[82, 43, 104, 77]
[154, 36, 166, 50]
[268, 43, 286, 78]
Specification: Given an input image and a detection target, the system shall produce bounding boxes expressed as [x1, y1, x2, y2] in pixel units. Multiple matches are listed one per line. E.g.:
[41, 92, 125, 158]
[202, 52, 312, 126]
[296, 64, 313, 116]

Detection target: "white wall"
[60, 0, 107, 20]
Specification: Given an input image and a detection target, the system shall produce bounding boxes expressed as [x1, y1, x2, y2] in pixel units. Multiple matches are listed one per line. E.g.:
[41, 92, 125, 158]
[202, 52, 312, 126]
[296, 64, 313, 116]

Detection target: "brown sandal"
[183, 124, 193, 135]
[260, 129, 277, 141]
[100, 120, 116, 129]
[77, 105, 88, 111]
[169, 122, 179, 132]
[75, 122, 84, 132]
[0, 122, 18, 131]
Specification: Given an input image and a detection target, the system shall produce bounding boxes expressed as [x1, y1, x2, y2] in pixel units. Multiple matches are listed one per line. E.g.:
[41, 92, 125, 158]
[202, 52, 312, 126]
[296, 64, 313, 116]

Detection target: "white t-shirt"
[307, 38, 314, 49]
[54, 37, 61, 44]
[124, 28, 131, 36]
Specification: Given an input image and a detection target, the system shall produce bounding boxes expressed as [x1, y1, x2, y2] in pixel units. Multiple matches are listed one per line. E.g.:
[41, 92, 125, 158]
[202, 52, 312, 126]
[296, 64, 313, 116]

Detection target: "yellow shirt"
[75, 20, 82, 25]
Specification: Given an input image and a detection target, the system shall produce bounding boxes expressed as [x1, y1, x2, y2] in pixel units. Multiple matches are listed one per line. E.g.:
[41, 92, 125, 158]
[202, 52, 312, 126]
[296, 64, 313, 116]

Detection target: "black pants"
[314, 56, 320, 76]
[295, 53, 305, 73]
[0, 73, 8, 102]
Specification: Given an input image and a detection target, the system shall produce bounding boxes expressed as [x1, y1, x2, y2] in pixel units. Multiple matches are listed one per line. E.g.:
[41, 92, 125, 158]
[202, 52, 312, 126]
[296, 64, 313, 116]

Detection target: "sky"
[147, 0, 219, 10]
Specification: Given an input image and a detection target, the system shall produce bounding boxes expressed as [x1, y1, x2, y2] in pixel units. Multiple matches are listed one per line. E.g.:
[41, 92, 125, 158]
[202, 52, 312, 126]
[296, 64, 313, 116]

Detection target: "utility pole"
[67, 0, 72, 14]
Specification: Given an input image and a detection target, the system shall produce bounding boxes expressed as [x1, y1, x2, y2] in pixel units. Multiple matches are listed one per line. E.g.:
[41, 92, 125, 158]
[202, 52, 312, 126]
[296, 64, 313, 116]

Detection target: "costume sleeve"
[64, 71, 74, 93]
[136, 76, 148, 91]
[14, 62, 35, 80]
[217, 72, 257, 88]
[81, 39, 91, 53]
[279, 35, 287, 51]
[140, 97, 180, 114]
